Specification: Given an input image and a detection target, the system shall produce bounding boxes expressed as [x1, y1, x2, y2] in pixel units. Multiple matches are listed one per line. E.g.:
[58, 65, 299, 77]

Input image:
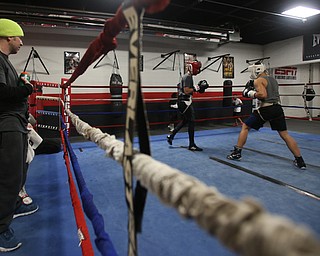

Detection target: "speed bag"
[109, 73, 123, 111]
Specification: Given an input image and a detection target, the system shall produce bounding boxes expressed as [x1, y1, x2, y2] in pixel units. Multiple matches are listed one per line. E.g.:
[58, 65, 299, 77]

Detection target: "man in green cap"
[0, 18, 39, 252]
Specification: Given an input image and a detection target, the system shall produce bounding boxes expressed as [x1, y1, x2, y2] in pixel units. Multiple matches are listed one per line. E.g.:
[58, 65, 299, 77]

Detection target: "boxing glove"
[245, 80, 254, 90]
[242, 88, 256, 98]
[197, 80, 209, 93]
[242, 80, 256, 98]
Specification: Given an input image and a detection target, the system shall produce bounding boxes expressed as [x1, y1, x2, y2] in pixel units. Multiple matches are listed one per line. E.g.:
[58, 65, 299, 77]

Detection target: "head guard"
[186, 60, 202, 75]
[248, 63, 266, 79]
[0, 19, 24, 37]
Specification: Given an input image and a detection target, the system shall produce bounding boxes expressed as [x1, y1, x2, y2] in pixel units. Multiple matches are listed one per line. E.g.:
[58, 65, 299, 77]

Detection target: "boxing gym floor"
[11, 119, 320, 256]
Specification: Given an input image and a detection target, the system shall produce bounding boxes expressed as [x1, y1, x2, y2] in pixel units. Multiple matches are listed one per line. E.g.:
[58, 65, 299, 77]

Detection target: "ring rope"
[279, 93, 320, 97]
[35, 95, 118, 255]
[36, 95, 63, 102]
[36, 124, 59, 130]
[282, 105, 320, 110]
[63, 107, 320, 256]
[54, 94, 319, 103]
[61, 123, 118, 256]
[59, 128, 94, 255]
[36, 110, 60, 116]
[66, 83, 320, 89]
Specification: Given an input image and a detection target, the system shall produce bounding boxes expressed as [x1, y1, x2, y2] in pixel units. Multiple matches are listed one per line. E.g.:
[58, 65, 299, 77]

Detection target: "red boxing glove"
[134, 0, 170, 14]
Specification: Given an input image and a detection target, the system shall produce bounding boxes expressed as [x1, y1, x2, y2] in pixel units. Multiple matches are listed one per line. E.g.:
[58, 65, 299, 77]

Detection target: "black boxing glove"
[197, 80, 209, 93]
[245, 80, 254, 90]
[242, 80, 256, 98]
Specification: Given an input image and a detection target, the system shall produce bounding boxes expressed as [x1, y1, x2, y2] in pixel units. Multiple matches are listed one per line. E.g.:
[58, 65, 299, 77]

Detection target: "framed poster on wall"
[64, 51, 80, 74]
[222, 56, 234, 78]
[303, 34, 320, 61]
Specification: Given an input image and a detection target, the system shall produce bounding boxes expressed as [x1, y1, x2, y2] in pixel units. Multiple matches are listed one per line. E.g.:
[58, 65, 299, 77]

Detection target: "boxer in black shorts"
[246, 104, 286, 131]
[227, 63, 306, 169]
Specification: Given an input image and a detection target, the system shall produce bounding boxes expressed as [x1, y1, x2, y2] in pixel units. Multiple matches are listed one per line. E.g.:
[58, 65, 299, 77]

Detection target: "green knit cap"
[0, 19, 24, 37]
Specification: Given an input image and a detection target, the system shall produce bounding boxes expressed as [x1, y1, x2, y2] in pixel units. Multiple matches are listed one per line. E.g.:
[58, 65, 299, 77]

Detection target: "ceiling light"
[282, 6, 320, 19]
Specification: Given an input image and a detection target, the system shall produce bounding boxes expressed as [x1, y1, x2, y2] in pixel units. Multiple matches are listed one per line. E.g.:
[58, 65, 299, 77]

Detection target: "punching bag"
[223, 80, 233, 107]
[109, 51, 123, 113]
[303, 87, 316, 102]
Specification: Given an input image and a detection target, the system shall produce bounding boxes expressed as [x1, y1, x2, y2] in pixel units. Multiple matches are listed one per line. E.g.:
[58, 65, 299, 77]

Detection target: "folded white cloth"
[26, 125, 43, 163]
[26, 142, 35, 164]
[28, 127, 43, 149]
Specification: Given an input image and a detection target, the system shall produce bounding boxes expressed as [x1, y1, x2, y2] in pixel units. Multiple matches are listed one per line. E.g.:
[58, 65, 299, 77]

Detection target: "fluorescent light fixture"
[282, 6, 320, 19]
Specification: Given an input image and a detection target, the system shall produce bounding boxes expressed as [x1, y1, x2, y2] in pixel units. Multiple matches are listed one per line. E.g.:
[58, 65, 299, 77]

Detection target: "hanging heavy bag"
[109, 51, 123, 113]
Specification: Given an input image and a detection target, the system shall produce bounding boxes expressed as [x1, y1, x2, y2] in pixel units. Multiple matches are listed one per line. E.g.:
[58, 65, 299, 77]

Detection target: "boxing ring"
[15, 77, 320, 256]
[15, 1, 319, 255]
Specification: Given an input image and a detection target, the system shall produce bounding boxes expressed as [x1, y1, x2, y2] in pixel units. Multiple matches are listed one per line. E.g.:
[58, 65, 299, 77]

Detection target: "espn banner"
[274, 67, 297, 80]
[303, 33, 320, 61]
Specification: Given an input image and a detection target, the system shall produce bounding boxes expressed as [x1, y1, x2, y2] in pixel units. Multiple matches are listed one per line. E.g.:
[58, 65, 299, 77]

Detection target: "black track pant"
[0, 132, 27, 233]
[171, 102, 196, 147]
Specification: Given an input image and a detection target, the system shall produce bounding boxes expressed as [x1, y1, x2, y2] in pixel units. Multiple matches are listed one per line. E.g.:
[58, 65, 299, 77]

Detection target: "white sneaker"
[167, 124, 174, 132]
[19, 186, 33, 205]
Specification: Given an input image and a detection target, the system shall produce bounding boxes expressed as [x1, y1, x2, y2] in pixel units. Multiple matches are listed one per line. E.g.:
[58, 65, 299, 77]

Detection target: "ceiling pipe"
[0, 3, 233, 43]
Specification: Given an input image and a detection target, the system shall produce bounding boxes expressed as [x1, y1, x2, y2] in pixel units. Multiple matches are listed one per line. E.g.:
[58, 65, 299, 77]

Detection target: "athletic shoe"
[188, 145, 203, 151]
[167, 124, 174, 133]
[293, 157, 306, 170]
[227, 146, 242, 160]
[0, 228, 22, 252]
[167, 135, 173, 145]
[13, 202, 39, 219]
[19, 186, 33, 205]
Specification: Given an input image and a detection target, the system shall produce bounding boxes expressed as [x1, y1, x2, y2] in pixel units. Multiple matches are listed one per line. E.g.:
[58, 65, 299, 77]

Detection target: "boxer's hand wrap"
[193, 84, 200, 92]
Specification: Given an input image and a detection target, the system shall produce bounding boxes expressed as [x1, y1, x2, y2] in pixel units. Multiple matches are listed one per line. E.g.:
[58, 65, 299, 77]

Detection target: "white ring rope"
[36, 96, 64, 103]
[280, 93, 320, 97]
[63, 107, 320, 256]
[36, 124, 59, 130]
